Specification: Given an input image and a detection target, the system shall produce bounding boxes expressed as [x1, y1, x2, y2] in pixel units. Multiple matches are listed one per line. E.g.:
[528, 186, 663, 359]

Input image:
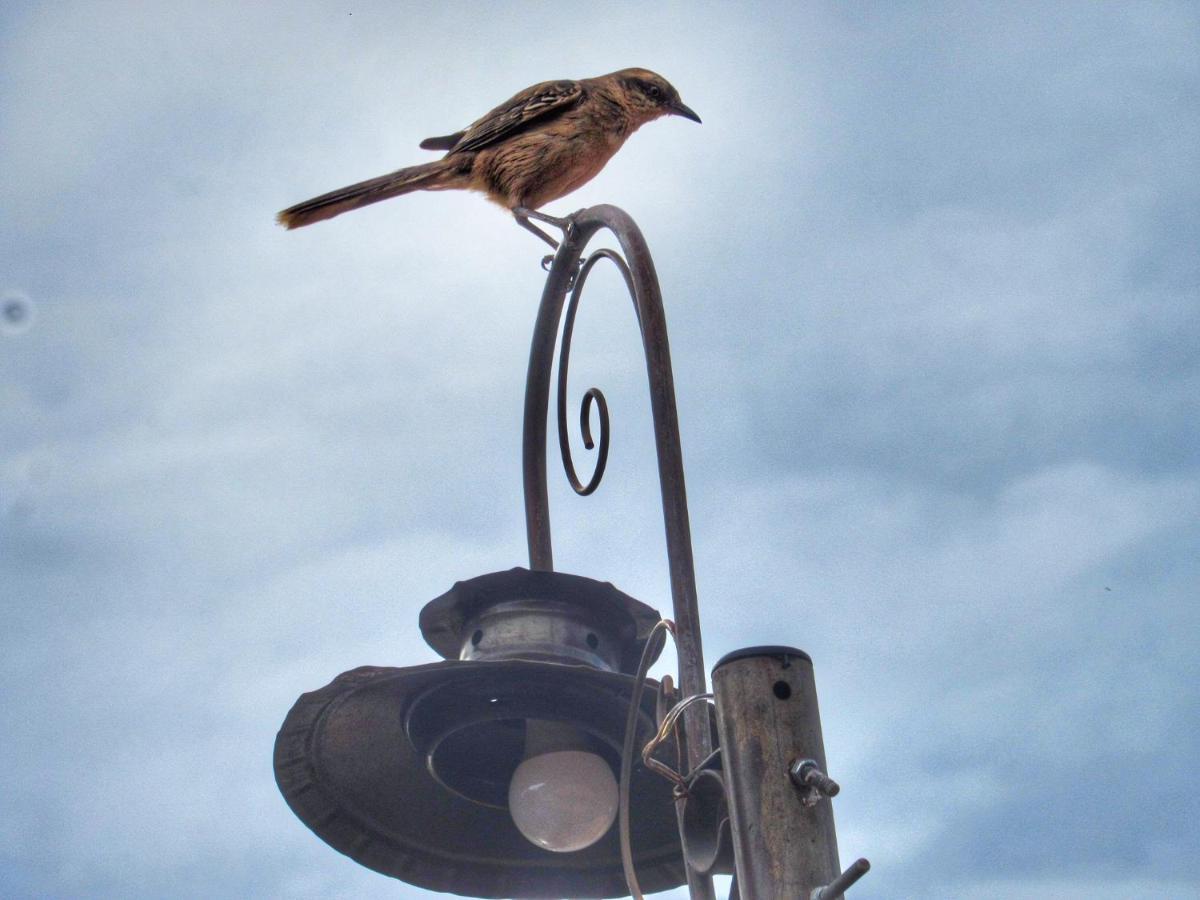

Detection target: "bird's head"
[609, 68, 701, 127]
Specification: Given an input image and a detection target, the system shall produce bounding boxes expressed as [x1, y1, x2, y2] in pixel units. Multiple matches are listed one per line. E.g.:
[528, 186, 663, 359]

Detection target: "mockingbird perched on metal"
[276, 68, 700, 247]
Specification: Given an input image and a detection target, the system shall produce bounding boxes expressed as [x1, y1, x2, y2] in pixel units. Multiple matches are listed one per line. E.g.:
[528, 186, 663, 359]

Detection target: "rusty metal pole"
[712, 647, 841, 899]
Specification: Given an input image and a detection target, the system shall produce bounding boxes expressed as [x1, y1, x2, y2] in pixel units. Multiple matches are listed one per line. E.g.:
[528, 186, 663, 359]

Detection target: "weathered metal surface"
[522, 207, 715, 899]
[418, 567, 662, 675]
[814, 857, 871, 899]
[680, 768, 735, 875]
[522, 206, 710, 771]
[274, 660, 687, 898]
[712, 647, 840, 898]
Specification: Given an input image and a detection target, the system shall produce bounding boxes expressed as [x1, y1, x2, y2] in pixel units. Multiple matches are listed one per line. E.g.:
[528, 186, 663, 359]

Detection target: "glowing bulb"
[508, 743, 618, 852]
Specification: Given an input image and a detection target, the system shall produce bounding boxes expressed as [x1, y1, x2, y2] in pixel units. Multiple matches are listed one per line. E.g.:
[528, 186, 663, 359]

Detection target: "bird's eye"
[635, 80, 663, 100]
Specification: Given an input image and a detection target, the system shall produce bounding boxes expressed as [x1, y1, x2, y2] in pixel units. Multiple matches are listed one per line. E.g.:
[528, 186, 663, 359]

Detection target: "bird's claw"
[514, 206, 588, 249]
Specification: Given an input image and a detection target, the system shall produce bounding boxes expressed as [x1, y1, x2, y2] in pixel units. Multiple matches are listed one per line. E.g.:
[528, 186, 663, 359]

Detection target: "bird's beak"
[669, 100, 702, 123]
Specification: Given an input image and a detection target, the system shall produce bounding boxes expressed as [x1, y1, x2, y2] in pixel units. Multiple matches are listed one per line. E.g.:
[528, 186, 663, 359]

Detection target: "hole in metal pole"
[471, 630, 484, 646]
[772, 681, 792, 700]
[586, 633, 600, 649]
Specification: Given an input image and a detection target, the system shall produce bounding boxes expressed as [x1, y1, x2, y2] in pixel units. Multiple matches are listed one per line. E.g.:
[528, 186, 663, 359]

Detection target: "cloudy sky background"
[2, 1, 1197, 897]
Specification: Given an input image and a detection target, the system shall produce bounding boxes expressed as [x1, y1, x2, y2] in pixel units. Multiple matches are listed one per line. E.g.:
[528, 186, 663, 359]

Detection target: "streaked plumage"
[276, 68, 699, 232]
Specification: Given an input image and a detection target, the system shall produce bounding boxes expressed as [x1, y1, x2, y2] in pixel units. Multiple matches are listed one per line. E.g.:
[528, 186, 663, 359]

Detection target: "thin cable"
[619, 619, 675, 900]
[684, 747, 722, 784]
[641, 692, 715, 792]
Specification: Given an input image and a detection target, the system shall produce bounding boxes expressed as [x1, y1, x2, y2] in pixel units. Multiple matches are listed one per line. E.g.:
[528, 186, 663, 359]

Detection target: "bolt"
[789, 758, 840, 799]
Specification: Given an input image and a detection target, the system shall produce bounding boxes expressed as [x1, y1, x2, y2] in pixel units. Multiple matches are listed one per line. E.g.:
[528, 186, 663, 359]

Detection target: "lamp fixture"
[275, 568, 689, 897]
[274, 205, 865, 898]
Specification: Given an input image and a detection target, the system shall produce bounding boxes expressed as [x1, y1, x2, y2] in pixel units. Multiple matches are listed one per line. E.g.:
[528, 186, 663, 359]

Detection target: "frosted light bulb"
[508, 749, 618, 852]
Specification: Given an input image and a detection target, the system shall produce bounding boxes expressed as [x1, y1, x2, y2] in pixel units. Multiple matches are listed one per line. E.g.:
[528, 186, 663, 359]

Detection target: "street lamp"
[274, 206, 869, 898]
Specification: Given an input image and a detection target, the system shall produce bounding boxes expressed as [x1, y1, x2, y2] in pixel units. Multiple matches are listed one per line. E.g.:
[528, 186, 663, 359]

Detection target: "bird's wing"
[445, 79, 583, 154]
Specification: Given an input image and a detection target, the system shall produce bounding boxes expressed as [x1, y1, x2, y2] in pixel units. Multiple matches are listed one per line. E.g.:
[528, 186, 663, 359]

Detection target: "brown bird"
[276, 68, 700, 246]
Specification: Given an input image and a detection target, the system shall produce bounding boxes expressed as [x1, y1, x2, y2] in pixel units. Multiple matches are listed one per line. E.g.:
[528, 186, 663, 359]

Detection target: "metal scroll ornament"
[521, 206, 714, 898]
[554, 248, 633, 496]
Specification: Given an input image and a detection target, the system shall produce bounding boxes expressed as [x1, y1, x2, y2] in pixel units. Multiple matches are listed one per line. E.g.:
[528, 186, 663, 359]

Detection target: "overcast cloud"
[2, 1, 1197, 898]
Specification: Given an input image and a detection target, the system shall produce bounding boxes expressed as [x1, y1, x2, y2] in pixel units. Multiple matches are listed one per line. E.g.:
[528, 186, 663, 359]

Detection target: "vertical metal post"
[712, 647, 841, 898]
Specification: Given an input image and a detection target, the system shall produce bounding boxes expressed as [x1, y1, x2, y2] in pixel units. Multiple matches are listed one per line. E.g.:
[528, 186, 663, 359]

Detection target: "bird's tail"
[276, 159, 463, 229]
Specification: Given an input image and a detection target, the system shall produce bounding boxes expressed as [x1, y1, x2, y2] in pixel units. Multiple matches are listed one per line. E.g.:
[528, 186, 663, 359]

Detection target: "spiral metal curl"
[555, 249, 636, 495]
[523, 205, 715, 899]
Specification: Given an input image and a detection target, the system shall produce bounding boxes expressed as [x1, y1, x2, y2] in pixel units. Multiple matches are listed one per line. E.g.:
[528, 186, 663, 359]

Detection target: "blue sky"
[2, 1, 1197, 898]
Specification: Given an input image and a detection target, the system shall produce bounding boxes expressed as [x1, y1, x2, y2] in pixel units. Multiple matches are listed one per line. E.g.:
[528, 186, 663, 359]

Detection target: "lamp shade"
[274, 659, 687, 898]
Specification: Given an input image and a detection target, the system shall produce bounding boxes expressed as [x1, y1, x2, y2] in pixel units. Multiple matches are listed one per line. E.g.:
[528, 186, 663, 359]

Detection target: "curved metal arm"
[521, 205, 711, 773]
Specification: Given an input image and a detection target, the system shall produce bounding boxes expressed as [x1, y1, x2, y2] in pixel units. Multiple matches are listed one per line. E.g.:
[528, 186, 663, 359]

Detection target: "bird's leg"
[513, 206, 586, 248]
[512, 207, 561, 249]
[514, 215, 559, 248]
[519, 208, 576, 229]
[514, 207, 587, 286]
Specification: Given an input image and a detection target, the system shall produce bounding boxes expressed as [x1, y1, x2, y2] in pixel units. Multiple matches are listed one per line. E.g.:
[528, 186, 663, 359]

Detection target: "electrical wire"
[618, 619, 675, 900]
[641, 691, 714, 790]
